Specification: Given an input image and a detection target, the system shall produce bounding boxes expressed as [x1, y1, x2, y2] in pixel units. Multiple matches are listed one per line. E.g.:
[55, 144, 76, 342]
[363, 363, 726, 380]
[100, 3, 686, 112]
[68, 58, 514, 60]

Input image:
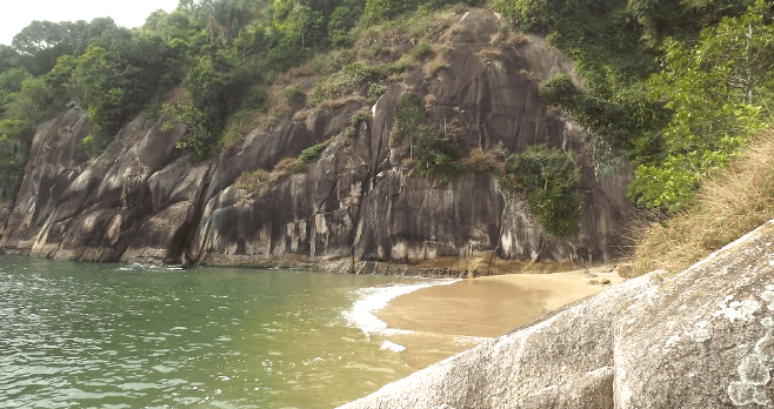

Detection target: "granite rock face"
[0, 111, 208, 264]
[339, 219, 774, 409]
[190, 8, 633, 269]
[1, 9, 632, 268]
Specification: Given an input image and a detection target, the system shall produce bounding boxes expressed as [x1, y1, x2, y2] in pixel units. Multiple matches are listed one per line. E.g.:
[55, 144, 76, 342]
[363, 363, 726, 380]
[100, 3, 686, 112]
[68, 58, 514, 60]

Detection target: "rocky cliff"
[0, 9, 633, 272]
[339, 217, 774, 409]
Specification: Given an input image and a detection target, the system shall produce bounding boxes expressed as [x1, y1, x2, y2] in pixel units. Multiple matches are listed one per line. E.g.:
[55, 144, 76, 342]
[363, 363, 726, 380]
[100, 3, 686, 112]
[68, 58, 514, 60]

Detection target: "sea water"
[0, 255, 453, 409]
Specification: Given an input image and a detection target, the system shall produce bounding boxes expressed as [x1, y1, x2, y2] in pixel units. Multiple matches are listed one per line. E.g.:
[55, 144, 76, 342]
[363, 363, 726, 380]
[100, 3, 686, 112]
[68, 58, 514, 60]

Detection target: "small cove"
[0, 255, 463, 408]
[0, 255, 621, 408]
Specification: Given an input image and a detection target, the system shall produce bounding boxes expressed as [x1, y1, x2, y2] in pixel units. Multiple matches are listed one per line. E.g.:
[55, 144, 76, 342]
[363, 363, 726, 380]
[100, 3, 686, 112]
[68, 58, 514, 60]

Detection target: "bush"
[392, 92, 426, 143]
[367, 82, 388, 103]
[308, 61, 387, 106]
[393, 93, 466, 181]
[410, 41, 432, 59]
[500, 145, 583, 237]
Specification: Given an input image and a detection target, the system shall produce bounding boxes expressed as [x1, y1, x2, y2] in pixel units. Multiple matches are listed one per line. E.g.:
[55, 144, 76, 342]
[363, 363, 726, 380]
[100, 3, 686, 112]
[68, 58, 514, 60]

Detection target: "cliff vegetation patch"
[393, 93, 583, 237]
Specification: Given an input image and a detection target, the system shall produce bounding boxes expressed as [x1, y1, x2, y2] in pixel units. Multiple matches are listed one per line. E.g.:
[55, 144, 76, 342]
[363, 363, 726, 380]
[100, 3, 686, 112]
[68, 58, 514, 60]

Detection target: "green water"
[0, 255, 434, 409]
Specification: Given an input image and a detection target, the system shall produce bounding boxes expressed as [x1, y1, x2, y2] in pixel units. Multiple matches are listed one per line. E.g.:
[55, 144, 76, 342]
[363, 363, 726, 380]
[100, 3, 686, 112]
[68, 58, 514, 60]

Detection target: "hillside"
[0, 8, 632, 272]
[1, 0, 773, 273]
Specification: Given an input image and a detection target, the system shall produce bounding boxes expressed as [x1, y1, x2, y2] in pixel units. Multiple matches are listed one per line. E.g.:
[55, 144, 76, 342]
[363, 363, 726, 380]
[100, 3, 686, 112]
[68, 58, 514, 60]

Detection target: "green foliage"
[163, 101, 213, 160]
[500, 145, 583, 237]
[626, 0, 774, 212]
[308, 61, 388, 105]
[0, 68, 32, 115]
[350, 109, 370, 126]
[0, 119, 34, 199]
[328, 0, 367, 46]
[412, 122, 466, 182]
[11, 18, 122, 76]
[409, 41, 431, 58]
[392, 93, 426, 143]
[299, 143, 326, 164]
[183, 50, 253, 138]
[528, 0, 774, 214]
[393, 93, 465, 181]
[279, 85, 305, 105]
[293, 139, 332, 173]
[367, 82, 388, 103]
[365, 0, 482, 21]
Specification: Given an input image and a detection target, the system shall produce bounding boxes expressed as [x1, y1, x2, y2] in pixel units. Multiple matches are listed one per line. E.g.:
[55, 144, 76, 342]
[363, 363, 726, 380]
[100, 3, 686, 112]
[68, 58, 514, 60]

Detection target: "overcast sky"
[1, 0, 181, 46]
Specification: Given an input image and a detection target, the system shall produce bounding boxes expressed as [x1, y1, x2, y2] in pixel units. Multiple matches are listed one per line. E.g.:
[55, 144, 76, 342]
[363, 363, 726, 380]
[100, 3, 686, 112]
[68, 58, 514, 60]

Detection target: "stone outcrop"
[0, 111, 208, 264]
[0, 9, 633, 269]
[189, 9, 632, 270]
[338, 219, 774, 409]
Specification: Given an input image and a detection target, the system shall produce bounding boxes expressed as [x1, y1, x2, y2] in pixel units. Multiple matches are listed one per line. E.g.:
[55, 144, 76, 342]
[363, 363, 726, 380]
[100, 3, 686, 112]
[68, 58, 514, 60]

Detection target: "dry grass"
[518, 68, 537, 81]
[292, 109, 314, 122]
[477, 46, 503, 62]
[424, 93, 437, 107]
[274, 157, 304, 175]
[460, 148, 506, 174]
[233, 168, 269, 190]
[632, 128, 774, 276]
[234, 156, 307, 196]
[424, 47, 450, 80]
[351, 7, 458, 52]
[492, 31, 529, 47]
[319, 94, 365, 110]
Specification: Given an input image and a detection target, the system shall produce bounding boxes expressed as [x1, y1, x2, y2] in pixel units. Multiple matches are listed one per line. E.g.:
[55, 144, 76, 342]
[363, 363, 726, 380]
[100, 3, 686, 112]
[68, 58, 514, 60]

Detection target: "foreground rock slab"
[340, 220, 774, 409]
[615, 222, 774, 408]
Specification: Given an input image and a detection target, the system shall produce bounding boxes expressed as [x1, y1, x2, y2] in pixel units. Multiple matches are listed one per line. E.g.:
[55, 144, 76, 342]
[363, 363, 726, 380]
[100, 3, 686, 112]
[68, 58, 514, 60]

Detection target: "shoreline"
[370, 267, 626, 367]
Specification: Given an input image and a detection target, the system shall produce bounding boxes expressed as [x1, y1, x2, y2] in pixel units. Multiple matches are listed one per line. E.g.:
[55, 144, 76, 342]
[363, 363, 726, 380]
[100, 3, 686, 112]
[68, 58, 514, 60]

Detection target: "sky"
[0, 0, 182, 46]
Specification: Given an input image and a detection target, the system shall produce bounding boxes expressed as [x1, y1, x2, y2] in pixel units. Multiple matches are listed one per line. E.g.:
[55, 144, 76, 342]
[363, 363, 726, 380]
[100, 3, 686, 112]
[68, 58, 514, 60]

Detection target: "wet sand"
[377, 267, 625, 339]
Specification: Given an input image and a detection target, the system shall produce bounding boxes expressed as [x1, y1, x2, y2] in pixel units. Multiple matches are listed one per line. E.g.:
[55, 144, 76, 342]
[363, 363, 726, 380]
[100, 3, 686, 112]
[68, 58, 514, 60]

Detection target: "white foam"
[343, 280, 458, 336]
[380, 340, 406, 352]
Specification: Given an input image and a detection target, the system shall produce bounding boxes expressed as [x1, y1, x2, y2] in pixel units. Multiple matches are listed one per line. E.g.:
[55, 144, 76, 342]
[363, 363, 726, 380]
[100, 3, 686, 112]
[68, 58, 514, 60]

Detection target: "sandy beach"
[374, 267, 625, 368]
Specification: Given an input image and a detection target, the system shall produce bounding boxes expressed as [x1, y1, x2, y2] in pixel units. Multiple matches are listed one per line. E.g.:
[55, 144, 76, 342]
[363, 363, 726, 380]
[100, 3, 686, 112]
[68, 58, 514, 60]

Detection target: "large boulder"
[614, 222, 774, 408]
[2, 8, 633, 269]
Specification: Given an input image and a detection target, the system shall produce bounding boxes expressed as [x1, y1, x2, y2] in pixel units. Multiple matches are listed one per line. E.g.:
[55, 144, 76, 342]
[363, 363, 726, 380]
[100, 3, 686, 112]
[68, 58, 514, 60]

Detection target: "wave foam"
[380, 340, 406, 352]
[343, 280, 457, 336]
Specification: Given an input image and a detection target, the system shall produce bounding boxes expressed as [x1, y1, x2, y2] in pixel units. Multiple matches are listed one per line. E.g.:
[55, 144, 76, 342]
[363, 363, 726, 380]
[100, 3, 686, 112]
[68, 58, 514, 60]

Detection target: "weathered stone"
[194, 9, 632, 268]
[0, 110, 209, 264]
[0, 107, 91, 250]
[614, 220, 774, 409]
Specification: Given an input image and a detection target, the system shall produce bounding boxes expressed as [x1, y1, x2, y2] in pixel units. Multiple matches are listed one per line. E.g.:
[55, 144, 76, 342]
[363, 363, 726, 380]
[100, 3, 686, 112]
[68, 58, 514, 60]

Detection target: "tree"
[628, 0, 774, 212]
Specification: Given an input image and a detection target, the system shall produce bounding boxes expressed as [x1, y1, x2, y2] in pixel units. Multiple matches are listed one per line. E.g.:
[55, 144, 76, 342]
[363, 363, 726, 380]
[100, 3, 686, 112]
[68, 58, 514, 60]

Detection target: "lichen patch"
[761, 290, 774, 311]
[713, 299, 761, 322]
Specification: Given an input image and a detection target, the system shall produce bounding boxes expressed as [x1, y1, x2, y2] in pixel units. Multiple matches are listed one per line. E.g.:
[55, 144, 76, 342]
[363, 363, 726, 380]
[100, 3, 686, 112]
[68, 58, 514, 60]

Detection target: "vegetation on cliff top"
[0, 0, 483, 199]
[517, 0, 774, 214]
